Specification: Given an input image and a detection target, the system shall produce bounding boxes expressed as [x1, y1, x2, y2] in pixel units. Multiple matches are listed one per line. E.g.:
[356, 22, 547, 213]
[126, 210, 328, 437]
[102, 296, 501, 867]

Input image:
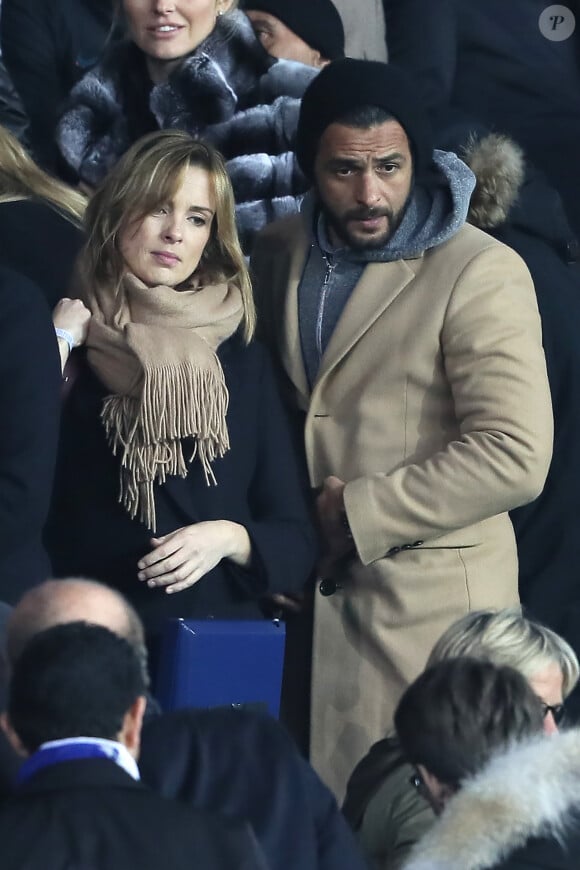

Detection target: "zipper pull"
[323, 257, 335, 286]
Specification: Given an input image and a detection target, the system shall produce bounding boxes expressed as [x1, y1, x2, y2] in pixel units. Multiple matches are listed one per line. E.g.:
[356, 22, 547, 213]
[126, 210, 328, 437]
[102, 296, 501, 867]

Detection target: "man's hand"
[137, 520, 251, 594]
[316, 475, 355, 575]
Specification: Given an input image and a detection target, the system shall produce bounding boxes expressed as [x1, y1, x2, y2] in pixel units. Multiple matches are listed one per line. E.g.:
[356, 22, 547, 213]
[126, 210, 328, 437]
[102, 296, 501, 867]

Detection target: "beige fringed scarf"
[84, 273, 244, 531]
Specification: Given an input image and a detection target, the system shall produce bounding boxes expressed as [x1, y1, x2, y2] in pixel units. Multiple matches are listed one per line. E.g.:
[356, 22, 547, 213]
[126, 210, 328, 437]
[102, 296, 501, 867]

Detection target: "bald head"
[6, 580, 147, 682]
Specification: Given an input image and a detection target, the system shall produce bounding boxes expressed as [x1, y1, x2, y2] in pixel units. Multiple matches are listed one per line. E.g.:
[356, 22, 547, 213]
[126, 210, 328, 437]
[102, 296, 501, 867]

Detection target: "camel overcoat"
[251, 213, 553, 798]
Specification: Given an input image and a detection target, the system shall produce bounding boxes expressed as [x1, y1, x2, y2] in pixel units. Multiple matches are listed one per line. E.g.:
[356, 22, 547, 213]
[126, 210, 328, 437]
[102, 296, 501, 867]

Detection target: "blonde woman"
[47, 130, 316, 638]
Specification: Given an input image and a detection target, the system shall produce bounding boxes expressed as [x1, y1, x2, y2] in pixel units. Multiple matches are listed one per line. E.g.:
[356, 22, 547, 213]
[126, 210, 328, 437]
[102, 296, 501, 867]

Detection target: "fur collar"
[462, 133, 525, 230]
[403, 729, 580, 870]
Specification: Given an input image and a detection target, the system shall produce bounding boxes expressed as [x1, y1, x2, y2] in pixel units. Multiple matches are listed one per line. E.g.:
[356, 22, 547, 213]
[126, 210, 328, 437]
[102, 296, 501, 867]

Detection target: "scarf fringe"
[101, 359, 230, 531]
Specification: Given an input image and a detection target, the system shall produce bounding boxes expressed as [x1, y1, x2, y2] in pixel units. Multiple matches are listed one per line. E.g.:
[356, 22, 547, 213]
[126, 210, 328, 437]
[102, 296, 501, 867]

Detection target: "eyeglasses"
[409, 769, 429, 799]
[409, 771, 423, 790]
[541, 702, 566, 725]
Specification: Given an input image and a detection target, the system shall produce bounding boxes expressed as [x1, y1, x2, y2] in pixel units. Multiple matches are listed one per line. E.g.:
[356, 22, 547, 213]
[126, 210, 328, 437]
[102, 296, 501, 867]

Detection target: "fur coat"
[402, 729, 580, 870]
[56, 10, 318, 248]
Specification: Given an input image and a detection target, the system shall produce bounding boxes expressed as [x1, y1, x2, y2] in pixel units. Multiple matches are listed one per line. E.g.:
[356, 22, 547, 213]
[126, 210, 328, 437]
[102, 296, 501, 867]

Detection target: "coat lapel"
[315, 258, 416, 388]
[276, 222, 311, 408]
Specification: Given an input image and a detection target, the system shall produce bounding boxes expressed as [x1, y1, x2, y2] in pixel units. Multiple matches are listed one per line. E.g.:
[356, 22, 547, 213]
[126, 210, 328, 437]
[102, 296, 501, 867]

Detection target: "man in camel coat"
[251, 59, 553, 799]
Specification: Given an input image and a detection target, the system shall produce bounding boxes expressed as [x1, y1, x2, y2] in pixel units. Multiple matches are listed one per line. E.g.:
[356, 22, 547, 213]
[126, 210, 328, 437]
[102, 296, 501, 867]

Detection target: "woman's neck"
[145, 55, 183, 84]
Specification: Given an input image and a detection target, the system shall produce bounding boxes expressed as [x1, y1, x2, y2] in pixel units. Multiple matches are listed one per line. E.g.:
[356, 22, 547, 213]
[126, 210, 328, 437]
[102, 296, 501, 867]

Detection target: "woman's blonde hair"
[0, 125, 86, 225]
[82, 129, 255, 341]
[427, 607, 580, 698]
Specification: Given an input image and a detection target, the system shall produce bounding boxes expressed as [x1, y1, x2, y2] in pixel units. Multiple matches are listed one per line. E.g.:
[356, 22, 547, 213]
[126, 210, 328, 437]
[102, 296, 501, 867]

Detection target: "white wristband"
[55, 328, 75, 354]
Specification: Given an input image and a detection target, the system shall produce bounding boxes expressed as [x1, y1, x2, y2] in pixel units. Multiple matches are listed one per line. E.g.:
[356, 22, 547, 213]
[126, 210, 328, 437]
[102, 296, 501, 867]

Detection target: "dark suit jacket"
[47, 336, 316, 636]
[0, 268, 61, 604]
[139, 707, 369, 870]
[0, 756, 267, 870]
[0, 201, 83, 308]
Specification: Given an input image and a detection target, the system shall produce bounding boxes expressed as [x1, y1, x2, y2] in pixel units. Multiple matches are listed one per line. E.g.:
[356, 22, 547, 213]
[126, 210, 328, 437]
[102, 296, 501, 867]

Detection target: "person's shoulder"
[140, 706, 303, 784]
[0, 266, 49, 314]
[254, 212, 307, 249]
[144, 705, 294, 749]
[430, 222, 528, 273]
[0, 199, 82, 237]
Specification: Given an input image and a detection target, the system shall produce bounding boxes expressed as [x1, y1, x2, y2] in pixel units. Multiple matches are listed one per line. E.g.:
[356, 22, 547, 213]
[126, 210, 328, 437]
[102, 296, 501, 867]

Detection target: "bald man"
[2, 579, 367, 870]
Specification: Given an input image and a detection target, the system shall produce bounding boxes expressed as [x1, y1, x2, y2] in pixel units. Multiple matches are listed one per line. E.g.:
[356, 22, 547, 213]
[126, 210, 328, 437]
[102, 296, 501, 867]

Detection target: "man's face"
[314, 119, 414, 251]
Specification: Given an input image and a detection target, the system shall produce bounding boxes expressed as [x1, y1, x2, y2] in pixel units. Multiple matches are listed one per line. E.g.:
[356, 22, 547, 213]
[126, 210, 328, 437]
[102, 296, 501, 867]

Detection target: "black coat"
[0, 201, 83, 308]
[486, 174, 580, 712]
[385, 0, 580, 236]
[1, 0, 114, 171]
[0, 58, 28, 142]
[492, 835, 580, 870]
[47, 336, 317, 636]
[0, 757, 266, 870]
[139, 707, 369, 870]
[0, 268, 61, 605]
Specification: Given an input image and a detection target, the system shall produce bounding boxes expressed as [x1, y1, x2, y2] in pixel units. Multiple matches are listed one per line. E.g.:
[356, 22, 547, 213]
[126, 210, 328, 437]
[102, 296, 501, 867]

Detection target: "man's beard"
[322, 201, 408, 252]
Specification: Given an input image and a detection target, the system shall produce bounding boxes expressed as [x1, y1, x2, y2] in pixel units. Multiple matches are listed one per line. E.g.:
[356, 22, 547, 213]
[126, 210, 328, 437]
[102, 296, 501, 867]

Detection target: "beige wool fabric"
[83, 274, 243, 531]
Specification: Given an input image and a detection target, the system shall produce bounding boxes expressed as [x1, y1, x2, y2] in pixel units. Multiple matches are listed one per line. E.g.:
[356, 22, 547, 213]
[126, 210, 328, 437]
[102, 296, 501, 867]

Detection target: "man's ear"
[117, 695, 147, 759]
[0, 711, 29, 757]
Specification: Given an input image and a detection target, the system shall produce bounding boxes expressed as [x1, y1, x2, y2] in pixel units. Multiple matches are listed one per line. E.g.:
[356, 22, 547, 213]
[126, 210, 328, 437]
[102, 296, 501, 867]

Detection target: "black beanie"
[241, 0, 345, 61]
[296, 59, 434, 181]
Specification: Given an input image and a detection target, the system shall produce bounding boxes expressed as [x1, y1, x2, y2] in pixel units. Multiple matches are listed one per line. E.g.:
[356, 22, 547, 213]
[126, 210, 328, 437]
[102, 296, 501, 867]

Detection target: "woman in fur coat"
[56, 0, 318, 250]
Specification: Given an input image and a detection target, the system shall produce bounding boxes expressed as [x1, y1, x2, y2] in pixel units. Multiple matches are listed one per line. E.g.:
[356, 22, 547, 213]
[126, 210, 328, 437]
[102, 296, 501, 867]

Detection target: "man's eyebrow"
[325, 156, 365, 168]
[374, 152, 407, 163]
[325, 151, 408, 168]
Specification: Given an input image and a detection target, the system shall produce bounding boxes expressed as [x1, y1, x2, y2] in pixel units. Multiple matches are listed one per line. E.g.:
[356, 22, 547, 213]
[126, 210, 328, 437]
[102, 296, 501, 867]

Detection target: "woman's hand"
[137, 520, 252, 594]
[52, 298, 91, 370]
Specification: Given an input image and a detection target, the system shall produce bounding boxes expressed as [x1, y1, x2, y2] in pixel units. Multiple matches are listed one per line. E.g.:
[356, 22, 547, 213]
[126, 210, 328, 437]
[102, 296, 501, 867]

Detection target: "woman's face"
[119, 165, 216, 288]
[123, 0, 227, 80]
[528, 661, 565, 735]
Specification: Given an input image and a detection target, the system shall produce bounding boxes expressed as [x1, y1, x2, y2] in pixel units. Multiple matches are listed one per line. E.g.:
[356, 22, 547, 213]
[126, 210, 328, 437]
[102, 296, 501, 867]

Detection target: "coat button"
[319, 578, 341, 596]
[412, 540, 424, 547]
[387, 546, 401, 556]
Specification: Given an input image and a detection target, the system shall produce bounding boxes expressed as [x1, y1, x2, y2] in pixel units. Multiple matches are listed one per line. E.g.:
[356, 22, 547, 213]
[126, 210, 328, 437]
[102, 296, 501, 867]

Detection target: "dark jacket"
[453, 132, 580, 711]
[1, 0, 114, 171]
[0, 756, 266, 870]
[0, 200, 83, 308]
[402, 730, 580, 870]
[56, 10, 317, 250]
[0, 708, 368, 870]
[384, 0, 580, 235]
[140, 707, 369, 870]
[0, 58, 28, 142]
[342, 736, 433, 869]
[47, 336, 316, 636]
[0, 268, 61, 605]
